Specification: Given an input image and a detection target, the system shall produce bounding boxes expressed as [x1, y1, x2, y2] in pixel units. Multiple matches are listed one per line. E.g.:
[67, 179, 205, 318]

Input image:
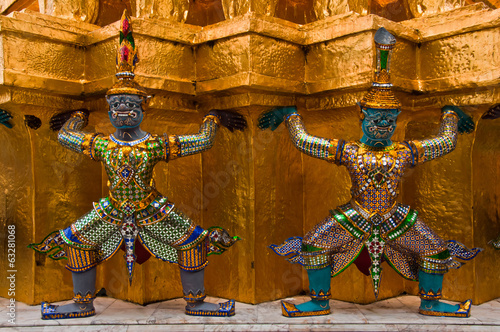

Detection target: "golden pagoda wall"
[0, 2, 499, 306]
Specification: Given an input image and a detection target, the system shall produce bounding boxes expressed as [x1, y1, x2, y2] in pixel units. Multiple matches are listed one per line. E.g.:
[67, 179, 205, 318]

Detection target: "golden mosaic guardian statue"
[262, 28, 481, 318]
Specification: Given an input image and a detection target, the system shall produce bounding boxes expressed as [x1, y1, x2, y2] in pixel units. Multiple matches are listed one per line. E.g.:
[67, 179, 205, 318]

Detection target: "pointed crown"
[106, 10, 148, 98]
[359, 27, 401, 110]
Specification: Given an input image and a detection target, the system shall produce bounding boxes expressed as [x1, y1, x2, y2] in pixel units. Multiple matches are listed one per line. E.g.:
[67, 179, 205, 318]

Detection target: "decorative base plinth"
[419, 299, 472, 318]
[281, 301, 331, 318]
[41, 302, 96, 320]
[185, 299, 235, 317]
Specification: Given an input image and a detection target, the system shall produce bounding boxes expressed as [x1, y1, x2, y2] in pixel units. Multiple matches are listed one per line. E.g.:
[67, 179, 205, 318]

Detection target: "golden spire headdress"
[106, 10, 148, 98]
[359, 27, 401, 110]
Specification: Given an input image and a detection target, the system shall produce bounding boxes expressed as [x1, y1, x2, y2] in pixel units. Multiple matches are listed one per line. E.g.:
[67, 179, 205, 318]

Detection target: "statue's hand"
[0, 109, 13, 129]
[482, 104, 500, 120]
[50, 109, 89, 131]
[442, 105, 474, 134]
[258, 106, 297, 131]
[24, 115, 42, 130]
[208, 110, 247, 132]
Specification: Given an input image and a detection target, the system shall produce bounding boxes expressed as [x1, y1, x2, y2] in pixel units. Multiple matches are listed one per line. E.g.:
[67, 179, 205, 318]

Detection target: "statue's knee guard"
[301, 243, 332, 270]
[177, 236, 209, 272]
[65, 246, 99, 273]
[419, 249, 453, 275]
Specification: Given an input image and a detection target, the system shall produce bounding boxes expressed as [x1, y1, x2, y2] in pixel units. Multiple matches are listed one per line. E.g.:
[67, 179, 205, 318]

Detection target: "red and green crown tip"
[120, 10, 131, 34]
[119, 32, 135, 48]
[119, 11, 135, 49]
[122, 17, 130, 35]
[120, 46, 130, 62]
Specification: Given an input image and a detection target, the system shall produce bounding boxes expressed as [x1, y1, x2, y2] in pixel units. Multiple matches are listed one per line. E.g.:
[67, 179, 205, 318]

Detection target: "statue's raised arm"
[258, 106, 343, 164]
[168, 109, 246, 160]
[52, 109, 96, 156]
[406, 105, 474, 166]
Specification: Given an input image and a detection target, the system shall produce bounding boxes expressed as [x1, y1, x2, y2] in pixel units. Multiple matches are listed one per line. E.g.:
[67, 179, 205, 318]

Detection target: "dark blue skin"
[106, 95, 247, 142]
[106, 94, 148, 141]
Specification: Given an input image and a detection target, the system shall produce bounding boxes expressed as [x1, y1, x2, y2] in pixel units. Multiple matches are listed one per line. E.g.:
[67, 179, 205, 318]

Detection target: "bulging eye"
[113, 103, 120, 108]
[126, 102, 133, 107]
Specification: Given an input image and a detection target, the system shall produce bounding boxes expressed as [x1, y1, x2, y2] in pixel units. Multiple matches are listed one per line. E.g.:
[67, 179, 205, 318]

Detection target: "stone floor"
[1, 295, 500, 331]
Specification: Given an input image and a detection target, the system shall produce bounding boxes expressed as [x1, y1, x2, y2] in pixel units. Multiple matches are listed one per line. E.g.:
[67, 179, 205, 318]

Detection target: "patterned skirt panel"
[61, 204, 207, 268]
[385, 217, 450, 277]
[301, 215, 449, 278]
[68, 209, 122, 250]
[303, 215, 357, 249]
[302, 215, 362, 271]
[60, 209, 123, 270]
[138, 206, 211, 269]
[388, 218, 446, 256]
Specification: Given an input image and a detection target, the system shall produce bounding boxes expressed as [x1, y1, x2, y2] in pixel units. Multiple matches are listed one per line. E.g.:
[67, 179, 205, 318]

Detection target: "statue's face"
[106, 94, 144, 129]
[361, 108, 400, 141]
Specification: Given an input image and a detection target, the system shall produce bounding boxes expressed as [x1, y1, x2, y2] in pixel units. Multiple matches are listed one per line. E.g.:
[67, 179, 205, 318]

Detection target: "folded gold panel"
[250, 109, 306, 303]
[471, 114, 500, 305]
[0, 7, 499, 306]
[419, 27, 500, 92]
[202, 108, 257, 302]
[196, 35, 251, 91]
[306, 32, 373, 93]
[0, 91, 98, 304]
[0, 103, 37, 303]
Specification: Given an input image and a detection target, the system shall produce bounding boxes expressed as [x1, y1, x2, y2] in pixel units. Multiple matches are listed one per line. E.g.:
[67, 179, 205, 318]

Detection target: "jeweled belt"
[350, 199, 398, 226]
[109, 190, 160, 213]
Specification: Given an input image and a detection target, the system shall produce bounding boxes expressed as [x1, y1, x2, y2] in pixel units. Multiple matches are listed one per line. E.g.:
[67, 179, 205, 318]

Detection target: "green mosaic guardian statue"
[29, 11, 245, 320]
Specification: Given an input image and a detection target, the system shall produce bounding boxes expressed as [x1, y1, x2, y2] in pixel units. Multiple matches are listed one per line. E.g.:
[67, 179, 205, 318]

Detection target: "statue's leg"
[387, 218, 472, 317]
[274, 215, 358, 317]
[178, 236, 235, 317]
[281, 264, 332, 317]
[418, 268, 471, 318]
[41, 247, 97, 320]
[140, 205, 237, 316]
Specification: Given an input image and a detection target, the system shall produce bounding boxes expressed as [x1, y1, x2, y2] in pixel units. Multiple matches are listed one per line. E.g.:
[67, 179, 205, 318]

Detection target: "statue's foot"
[41, 301, 95, 320]
[281, 300, 330, 318]
[419, 299, 472, 318]
[185, 299, 235, 317]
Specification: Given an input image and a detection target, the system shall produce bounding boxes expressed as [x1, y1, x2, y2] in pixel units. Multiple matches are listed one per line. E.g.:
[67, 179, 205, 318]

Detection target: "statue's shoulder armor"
[144, 134, 165, 149]
[94, 135, 112, 150]
[395, 142, 411, 152]
[392, 142, 412, 156]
